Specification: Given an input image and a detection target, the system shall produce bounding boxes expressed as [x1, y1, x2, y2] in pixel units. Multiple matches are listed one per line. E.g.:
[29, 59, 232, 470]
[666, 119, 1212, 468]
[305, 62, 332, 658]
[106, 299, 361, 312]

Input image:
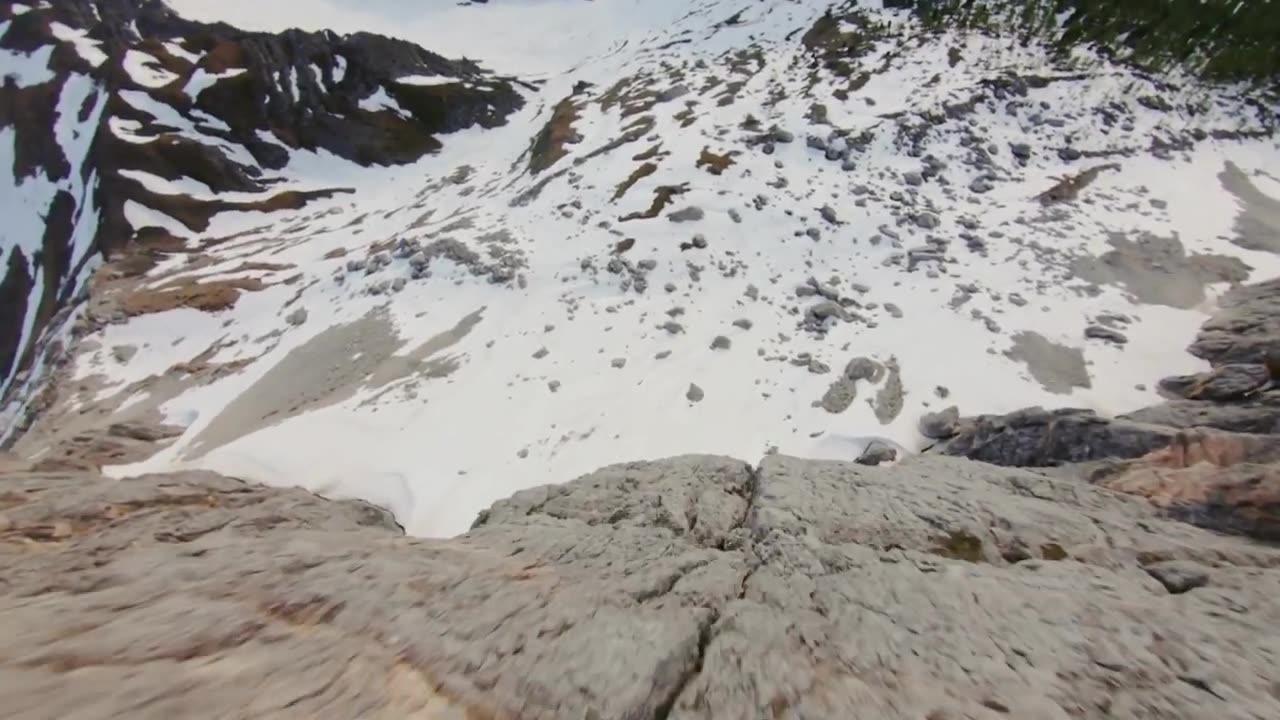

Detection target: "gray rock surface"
[1085, 324, 1129, 344]
[919, 405, 960, 439]
[1122, 395, 1280, 434]
[6, 455, 1280, 719]
[687, 383, 705, 402]
[1159, 363, 1270, 401]
[668, 206, 706, 223]
[855, 440, 897, 465]
[935, 407, 1179, 466]
[820, 378, 857, 414]
[1144, 561, 1210, 594]
[1190, 278, 1280, 365]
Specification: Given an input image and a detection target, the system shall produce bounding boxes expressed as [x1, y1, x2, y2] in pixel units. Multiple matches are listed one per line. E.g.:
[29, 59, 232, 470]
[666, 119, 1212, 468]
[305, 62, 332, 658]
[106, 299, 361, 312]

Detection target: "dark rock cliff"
[0, 0, 525, 394]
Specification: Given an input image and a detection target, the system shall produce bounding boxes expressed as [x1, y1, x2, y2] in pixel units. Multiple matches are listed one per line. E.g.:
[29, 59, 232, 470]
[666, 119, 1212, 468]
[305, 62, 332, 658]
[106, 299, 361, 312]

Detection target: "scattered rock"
[820, 378, 858, 414]
[873, 359, 905, 424]
[914, 212, 940, 230]
[668, 206, 705, 223]
[1085, 325, 1129, 345]
[819, 206, 838, 224]
[111, 345, 138, 363]
[856, 440, 898, 466]
[548, 380, 561, 392]
[686, 384, 705, 403]
[285, 308, 309, 327]
[919, 406, 961, 439]
[732, 319, 753, 331]
[611, 358, 627, 369]
[711, 336, 732, 351]
[533, 347, 550, 359]
[969, 177, 994, 194]
[845, 357, 884, 383]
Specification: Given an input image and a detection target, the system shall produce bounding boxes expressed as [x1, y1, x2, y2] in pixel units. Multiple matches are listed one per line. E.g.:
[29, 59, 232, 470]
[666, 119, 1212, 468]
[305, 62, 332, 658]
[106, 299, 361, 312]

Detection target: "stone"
[732, 319, 753, 331]
[728, 208, 743, 223]
[914, 212, 940, 230]
[548, 380, 561, 392]
[533, 347, 550, 359]
[819, 206, 838, 224]
[711, 336, 732, 351]
[4, 452, 1280, 718]
[772, 128, 795, 143]
[1159, 364, 1270, 401]
[686, 384, 705, 403]
[655, 350, 672, 360]
[856, 440, 898, 466]
[903, 171, 923, 186]
[883, 303, 903, 319]
[844, 357, 884, 383]
[1144, 561, 1210, 594]
[807, 301, 853, 324]
[691, 234, 708, 249]
[660, 321, 685, 335]
[1009, 142, 1032, 160]
[919, 406, 961, 439]
[935, 407, 1179, 466]
[820, 378, 857, 414]
[1122, 396, 1280, 434]
[1085, 325, 1129, 344]
[969, 177, 994, 194]
[111, 345, 138, 363]
[668, 206, 705, 223]
[1190, 278, 1280, 365]
[611, 357, 627, 369]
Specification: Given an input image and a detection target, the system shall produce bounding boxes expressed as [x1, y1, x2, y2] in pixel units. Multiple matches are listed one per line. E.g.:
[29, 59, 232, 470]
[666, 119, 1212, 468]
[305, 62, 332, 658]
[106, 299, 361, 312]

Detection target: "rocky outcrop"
[934, 276, 1280, 542]
[4, 452, 1280, 719]
[0, 0, 525, 397]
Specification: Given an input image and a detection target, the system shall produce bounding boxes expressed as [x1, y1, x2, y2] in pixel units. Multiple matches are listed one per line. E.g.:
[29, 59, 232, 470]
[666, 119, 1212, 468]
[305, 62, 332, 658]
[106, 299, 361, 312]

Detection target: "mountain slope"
[3, 0, 1280, 537]
[0, 0, 525, 401]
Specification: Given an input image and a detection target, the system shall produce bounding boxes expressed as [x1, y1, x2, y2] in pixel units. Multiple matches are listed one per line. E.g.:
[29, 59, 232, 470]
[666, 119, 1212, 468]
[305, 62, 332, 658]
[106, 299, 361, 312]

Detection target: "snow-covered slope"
[5, 0, 1280, 537]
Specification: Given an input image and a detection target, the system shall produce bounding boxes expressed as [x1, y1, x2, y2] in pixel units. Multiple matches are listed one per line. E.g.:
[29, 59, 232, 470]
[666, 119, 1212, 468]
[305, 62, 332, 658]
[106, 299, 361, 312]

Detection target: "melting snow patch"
[396, 74, 457, 86]
[164, 40, 203, 64]
[49, 21, 108, 68]
[183, 67, 247, 99]
[123, 49, 179, 88]
[357, 86, 408, 116]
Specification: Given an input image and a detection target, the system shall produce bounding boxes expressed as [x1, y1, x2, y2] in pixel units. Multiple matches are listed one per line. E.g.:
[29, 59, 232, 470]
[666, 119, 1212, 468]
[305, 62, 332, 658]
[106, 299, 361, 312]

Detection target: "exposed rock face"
[4, 453, 1280, 718]
[935, 407, 1179, 466]
[0, 0, 524, 396]
[936, 276, 1280, 542]
[1190, 278, 1280, 365]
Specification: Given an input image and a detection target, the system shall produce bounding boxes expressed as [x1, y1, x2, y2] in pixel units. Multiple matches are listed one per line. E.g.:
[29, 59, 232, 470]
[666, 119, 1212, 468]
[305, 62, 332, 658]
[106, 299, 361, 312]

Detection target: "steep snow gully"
[2, 0, 1279, 537]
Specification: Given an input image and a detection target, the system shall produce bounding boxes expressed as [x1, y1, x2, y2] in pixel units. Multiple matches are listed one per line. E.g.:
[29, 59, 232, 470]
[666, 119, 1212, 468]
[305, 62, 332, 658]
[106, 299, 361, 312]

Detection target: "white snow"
[123, 49, 179, 88]
[183, 67, 247, 99]
[8, 0, 1280, 540]
[0, 24, 56, 86]
[49, 21, 108, 68]
[164, 41, 203, 64]
[396, 75, 457, 87]
[357, 86, 408, 116]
